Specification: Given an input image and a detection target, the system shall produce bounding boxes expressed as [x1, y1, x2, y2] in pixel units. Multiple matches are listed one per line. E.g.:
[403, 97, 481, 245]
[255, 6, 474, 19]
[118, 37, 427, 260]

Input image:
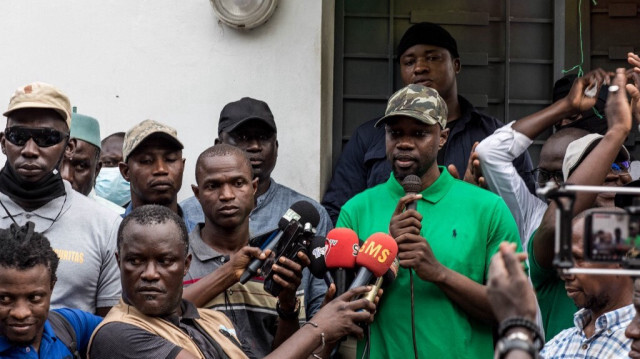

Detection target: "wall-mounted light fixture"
[210, 0, 278, 30]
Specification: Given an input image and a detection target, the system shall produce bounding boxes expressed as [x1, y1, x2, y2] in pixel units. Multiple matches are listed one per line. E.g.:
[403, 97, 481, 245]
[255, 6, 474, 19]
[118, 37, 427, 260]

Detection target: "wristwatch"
[496, 331, 538, 359]
[276, 298, 301, 320]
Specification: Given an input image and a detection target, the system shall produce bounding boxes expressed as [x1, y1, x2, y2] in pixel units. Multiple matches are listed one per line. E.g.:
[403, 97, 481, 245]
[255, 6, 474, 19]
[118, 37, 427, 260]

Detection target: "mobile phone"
[584, 210, 639, 262]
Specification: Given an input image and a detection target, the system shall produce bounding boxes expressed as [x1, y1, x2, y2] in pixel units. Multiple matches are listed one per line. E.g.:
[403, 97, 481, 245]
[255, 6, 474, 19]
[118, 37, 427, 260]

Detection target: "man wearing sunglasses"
[0, 82, 122, 317]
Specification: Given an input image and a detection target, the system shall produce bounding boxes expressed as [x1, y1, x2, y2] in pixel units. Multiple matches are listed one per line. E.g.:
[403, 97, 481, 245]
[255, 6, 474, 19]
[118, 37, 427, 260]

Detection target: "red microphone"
[325, 228, 359, 296]
[349, 233, 398, 290]
[325, 228, 359, 267]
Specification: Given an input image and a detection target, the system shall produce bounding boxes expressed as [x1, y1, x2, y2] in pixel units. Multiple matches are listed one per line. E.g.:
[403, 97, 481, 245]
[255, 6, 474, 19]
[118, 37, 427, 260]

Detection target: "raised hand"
[565, 68, 612, 114]
[605, 68, 633, 134]
[487, 242, 536, 322]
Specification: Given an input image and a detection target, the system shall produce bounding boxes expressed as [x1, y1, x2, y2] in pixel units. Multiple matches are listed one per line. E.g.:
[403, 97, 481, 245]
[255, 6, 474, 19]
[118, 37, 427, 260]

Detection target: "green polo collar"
[386, 166, 454, 204]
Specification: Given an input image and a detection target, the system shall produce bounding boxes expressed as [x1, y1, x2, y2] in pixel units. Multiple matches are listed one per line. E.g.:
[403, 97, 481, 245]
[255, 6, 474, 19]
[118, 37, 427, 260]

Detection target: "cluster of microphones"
[309, 228, 399, 302]
[237, 200, 400, 303]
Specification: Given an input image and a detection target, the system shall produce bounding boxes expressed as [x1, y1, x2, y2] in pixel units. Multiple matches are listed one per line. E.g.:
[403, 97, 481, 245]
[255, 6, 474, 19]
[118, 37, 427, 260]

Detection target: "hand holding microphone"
[389, 176, 423, 239]
[308, 286, 378, 342]
[393, 175, 446, 283]
[239, 201, 319, 284]
[228, 246, 269, 282]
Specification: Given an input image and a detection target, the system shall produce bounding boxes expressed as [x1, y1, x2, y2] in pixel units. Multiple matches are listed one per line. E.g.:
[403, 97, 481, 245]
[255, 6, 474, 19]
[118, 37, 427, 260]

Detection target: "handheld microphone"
[348, 233, 398, 290]
[325, 228, 359, 296]
[308, 236, 333, 287]
[402, 175, 422, 211]
[239, 201, 320, 284]
[363, 257, 399, 303]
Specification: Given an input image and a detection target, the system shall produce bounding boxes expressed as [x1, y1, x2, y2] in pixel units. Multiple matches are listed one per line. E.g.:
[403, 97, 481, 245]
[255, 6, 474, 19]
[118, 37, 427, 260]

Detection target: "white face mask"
[94, 167, 131, 206]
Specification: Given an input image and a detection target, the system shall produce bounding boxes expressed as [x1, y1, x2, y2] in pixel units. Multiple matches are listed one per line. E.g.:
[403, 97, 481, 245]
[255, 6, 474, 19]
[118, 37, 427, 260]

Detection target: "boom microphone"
[402, 175, 422, 211]
[325, 228, 359, 296]
[239, 201, 320, 284]
[348, 233, 398, 290]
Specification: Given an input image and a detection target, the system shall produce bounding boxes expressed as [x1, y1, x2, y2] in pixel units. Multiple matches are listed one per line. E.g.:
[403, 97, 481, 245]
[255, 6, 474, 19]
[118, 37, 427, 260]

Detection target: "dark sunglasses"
[4, 126, 69, 147]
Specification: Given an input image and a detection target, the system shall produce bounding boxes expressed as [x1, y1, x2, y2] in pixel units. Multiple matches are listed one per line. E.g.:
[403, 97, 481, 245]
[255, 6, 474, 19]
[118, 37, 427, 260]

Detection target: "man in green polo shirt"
[337, 84, 522, 358]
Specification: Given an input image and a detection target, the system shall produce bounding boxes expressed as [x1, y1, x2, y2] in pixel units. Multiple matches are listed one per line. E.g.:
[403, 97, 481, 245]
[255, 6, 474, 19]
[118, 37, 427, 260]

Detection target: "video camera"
[538, 182, 640, 275]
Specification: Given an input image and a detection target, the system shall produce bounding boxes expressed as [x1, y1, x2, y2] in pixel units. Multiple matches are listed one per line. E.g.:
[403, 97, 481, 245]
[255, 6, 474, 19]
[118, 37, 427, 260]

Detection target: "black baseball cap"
[218, 97, 277, 134]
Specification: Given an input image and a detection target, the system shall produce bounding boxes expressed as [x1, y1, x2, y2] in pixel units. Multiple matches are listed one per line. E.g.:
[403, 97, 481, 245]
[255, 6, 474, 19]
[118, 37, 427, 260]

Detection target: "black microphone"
[308, 236, 334, 287]
[239, 201, 320, 284]
[402, 175, 422, 211]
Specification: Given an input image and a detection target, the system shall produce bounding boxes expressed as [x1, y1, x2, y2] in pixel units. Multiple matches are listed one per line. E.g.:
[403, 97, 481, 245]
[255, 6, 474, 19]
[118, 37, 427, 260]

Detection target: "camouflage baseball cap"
[375, 84, 447, 128]
[3, 82, 72, 128]
[123, 119, 183, 162]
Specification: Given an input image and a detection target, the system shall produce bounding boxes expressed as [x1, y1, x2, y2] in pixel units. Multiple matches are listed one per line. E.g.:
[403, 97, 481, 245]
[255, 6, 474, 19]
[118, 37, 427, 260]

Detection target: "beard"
[582, 291, 610, 313]
[390, 157, 434, 182]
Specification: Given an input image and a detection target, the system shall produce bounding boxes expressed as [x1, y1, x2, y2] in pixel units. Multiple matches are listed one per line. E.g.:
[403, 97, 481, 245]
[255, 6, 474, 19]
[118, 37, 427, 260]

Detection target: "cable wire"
[410, 269, 418, 359]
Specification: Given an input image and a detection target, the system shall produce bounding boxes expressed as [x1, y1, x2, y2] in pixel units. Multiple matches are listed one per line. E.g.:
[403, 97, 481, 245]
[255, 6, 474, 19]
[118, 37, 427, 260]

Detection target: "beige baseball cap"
[123, 119, 184, 162]
[562, 133, 630, 181]
[3, 82, 72, 127]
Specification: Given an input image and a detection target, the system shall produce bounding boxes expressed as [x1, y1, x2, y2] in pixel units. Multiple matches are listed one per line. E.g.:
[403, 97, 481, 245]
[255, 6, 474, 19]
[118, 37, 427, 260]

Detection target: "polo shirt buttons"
[25, 347, 30, 353]
[228, 289, 233, 296]
[25, 214, 31, 219]
[582, 343, 588, 350]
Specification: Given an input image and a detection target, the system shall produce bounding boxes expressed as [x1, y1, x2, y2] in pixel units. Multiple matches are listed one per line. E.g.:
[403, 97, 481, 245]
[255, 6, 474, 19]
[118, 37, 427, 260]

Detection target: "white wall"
[0, 0, 333, 202]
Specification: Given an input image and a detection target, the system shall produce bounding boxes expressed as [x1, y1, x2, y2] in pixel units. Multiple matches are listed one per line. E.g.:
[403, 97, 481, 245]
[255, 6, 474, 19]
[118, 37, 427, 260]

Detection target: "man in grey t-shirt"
[180, 97, 330, 317]
[0, 82, 121, 315]
[183, 144, 310, 358]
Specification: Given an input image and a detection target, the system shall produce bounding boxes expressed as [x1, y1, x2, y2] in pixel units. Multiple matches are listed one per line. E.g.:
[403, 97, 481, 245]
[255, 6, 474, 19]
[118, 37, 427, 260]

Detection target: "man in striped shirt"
[540, 212, 634, 358]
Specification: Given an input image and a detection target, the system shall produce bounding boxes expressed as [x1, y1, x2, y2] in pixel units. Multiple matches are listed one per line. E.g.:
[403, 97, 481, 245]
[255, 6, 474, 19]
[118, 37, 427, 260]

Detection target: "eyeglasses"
[534, 161, 631, 184]
[4, 126, 69, 147]
[533, 168, 564, 185]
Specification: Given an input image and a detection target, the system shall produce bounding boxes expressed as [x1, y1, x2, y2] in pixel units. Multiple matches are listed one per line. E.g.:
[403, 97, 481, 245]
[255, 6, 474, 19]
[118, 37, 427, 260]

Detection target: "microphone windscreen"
[278, 201, 321, 229]
[401, 175, 422, 194]
[325, 228, 359, 269]
[356, 233, 398, 277]
[308, 236, 328, 279]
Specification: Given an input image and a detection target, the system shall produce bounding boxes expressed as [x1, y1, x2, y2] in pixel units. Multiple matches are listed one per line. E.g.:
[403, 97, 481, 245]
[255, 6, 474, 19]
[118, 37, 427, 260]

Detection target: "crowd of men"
[2, 21, 640, 359]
